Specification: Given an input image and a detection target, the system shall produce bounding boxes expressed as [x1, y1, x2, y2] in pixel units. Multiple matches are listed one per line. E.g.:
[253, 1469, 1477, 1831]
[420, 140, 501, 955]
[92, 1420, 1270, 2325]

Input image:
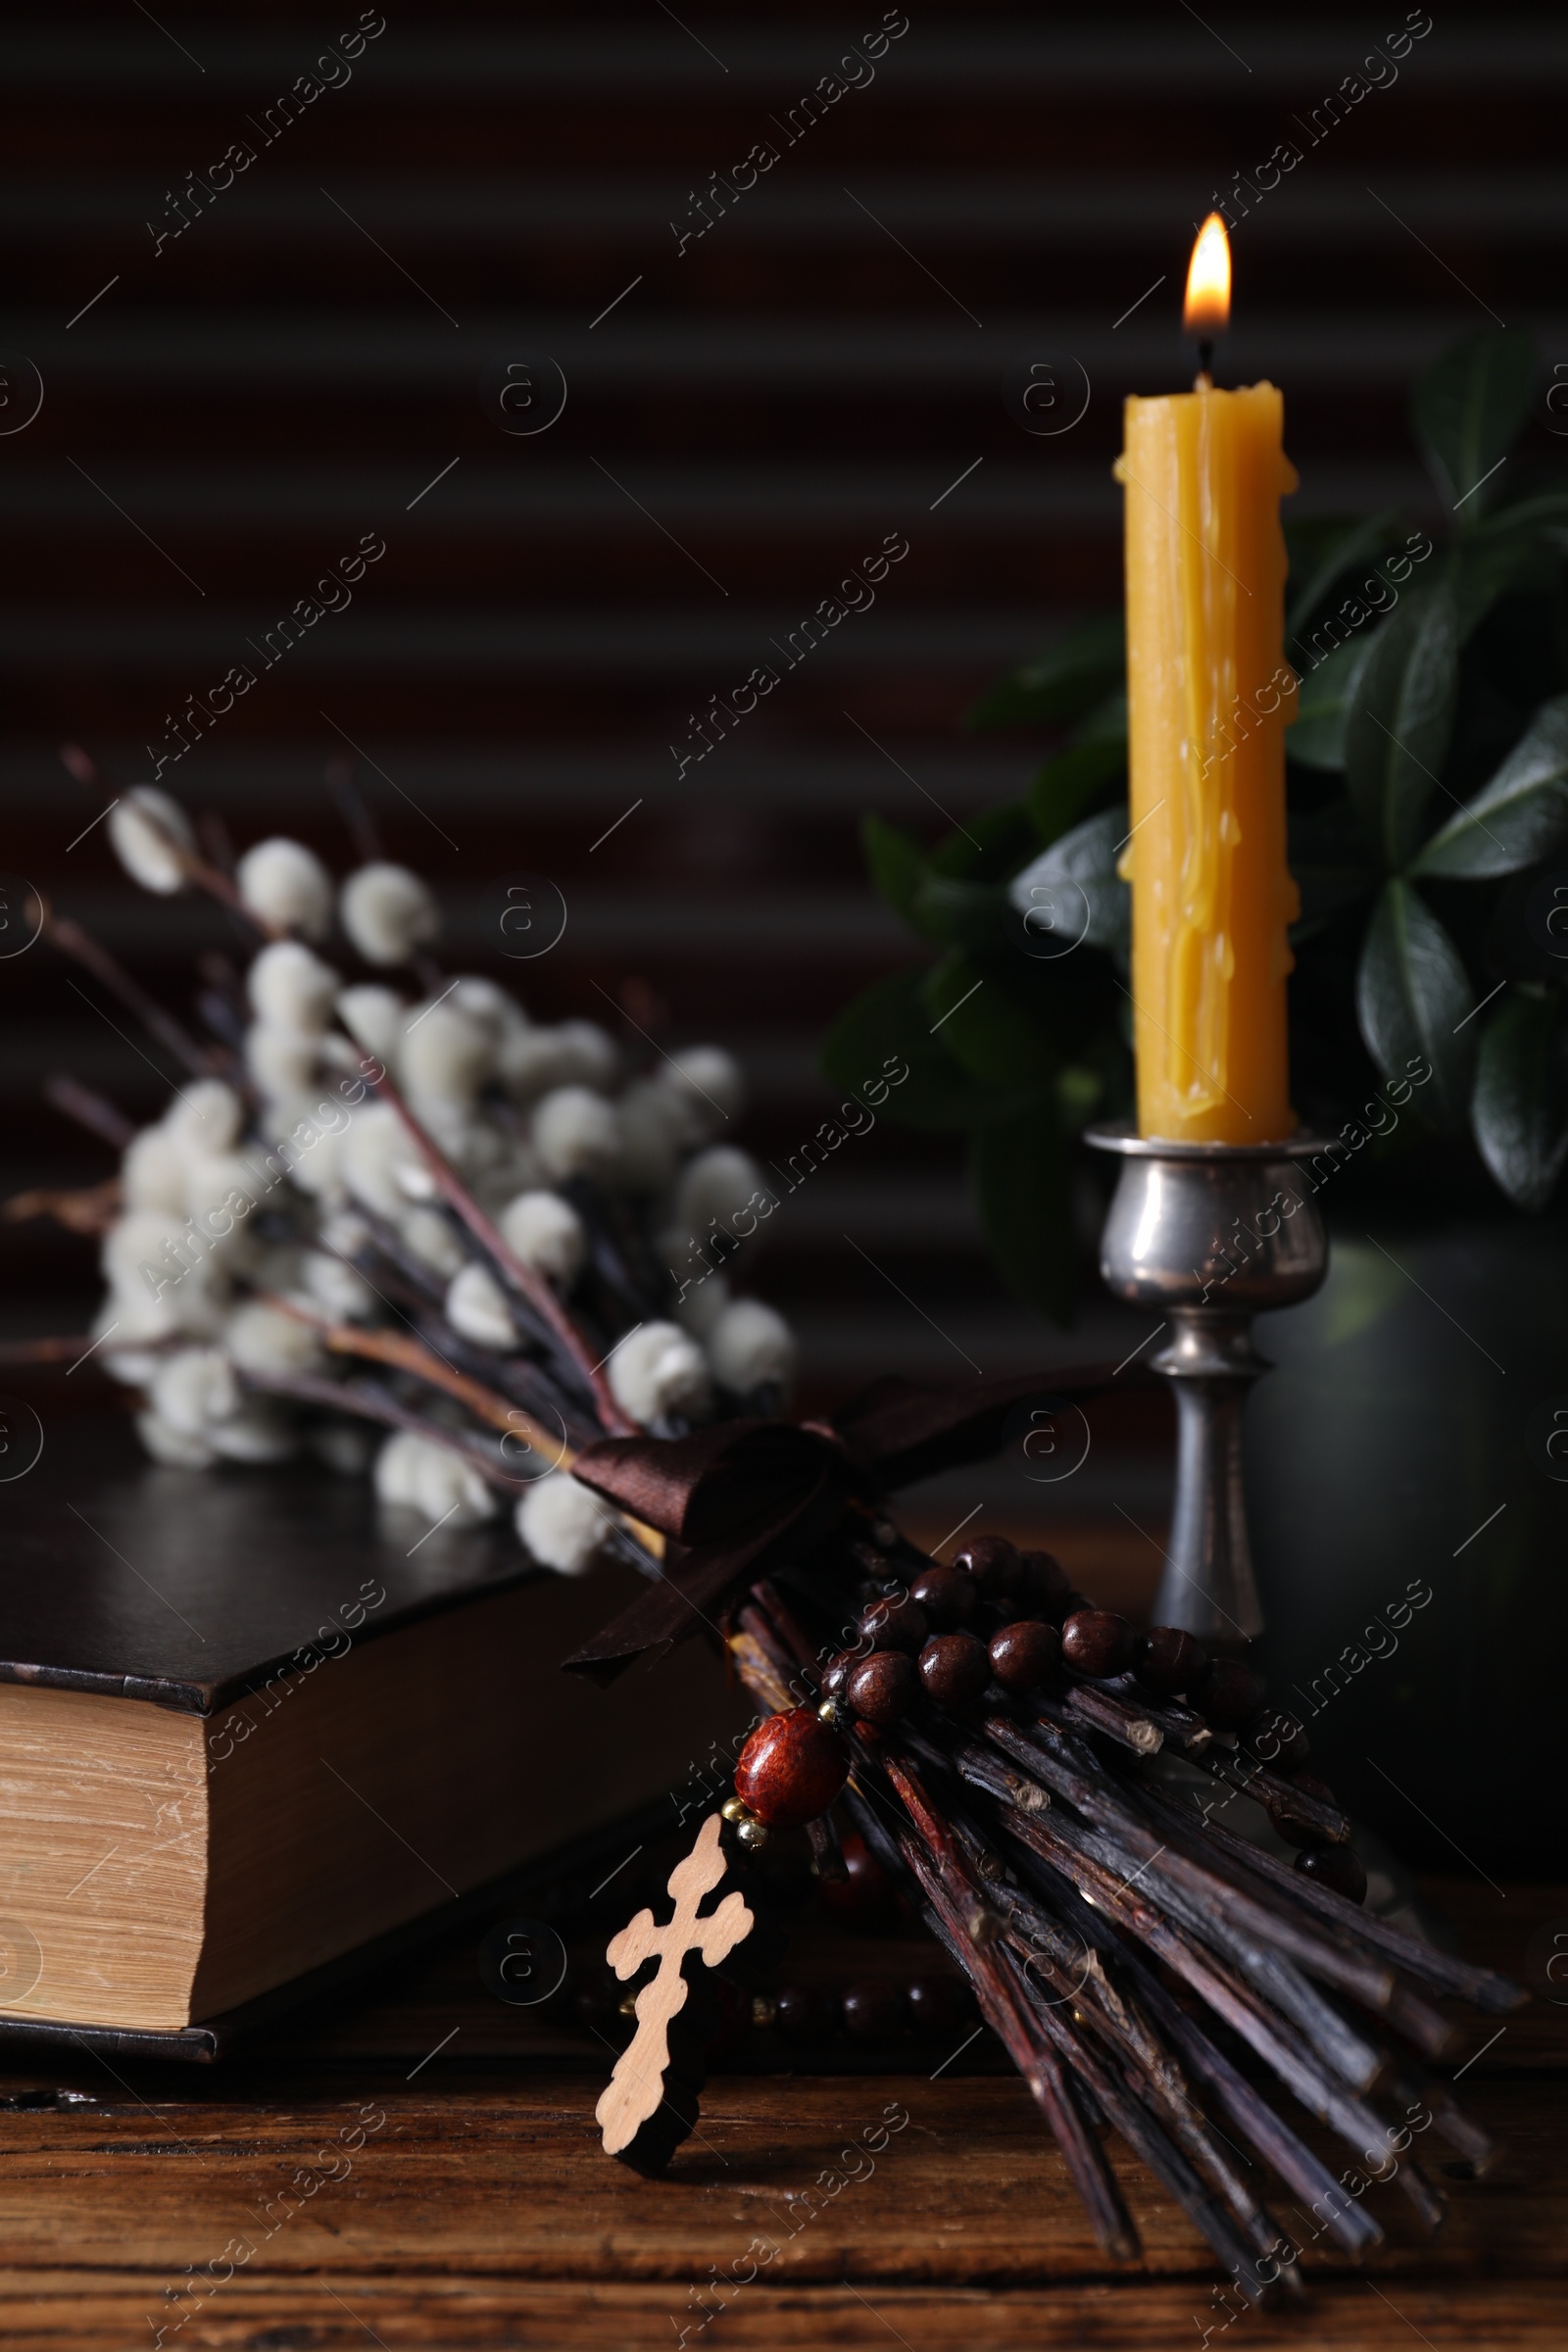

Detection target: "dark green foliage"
[827, 332, 1568, 1319]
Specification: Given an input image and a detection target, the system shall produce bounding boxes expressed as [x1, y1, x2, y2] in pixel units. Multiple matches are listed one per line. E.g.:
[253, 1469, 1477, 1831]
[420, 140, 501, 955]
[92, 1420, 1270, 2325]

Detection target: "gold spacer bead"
[736, 1817, 770, 1849]
[816, 1696, 845, 1727]
[721, 1795, 750, 1823]
[751, 1993, 778, 2030]
[618, 1988, 640, 2017]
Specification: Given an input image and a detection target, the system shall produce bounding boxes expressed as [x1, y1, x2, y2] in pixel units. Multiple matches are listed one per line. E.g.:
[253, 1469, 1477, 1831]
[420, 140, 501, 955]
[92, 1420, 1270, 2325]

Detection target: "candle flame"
[1183, 213, 1231, 340]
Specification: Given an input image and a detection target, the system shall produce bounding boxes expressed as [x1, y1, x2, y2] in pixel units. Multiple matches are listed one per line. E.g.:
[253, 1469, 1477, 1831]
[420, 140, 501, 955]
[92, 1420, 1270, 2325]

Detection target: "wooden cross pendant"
[595, 1812, 755, 2174]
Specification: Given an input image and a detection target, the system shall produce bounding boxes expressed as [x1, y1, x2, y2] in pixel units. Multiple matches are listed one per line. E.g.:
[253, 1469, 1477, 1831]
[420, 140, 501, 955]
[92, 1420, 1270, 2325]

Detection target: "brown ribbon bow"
[562, 1360, 1136, 1683]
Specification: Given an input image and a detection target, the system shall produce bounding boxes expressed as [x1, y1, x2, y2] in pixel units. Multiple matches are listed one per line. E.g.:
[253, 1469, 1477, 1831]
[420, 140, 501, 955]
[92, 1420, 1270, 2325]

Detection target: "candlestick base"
[1086, 1125, 1334, 1644]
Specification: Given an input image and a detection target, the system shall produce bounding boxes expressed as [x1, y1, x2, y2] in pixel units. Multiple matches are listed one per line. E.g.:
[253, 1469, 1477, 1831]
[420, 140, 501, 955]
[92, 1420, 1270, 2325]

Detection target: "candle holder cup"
[1086, 1124, 1333, 1644]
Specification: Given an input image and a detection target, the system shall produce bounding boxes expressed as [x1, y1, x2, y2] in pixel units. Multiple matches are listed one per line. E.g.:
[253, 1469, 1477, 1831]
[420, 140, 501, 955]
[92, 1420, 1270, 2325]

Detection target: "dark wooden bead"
[908, 1562, 978, 1629]
[1265, 1773, 1340, 1848]
[1131, 1625, 1207, 1696]
[817, 1832, 897, 1929]
[1016, 1550, 1073, 1614]
[1240, 1708, 1310, 1774]
[841, 1978, 907, 2038]
[906, 1975, 970, 2035]
[1193, 1655, 1267, 1730]
[734, 1708, 850, 1829]
[775, 1983, 836, 2038]
[1296, 1843, 1368, 1904]
[918, 1631, 992, 1710]
[1060, 1608, 1135, 1678]
[856, 1592, 930, 1656]
[846, 1649, 920, 1729]
[819, 1649, 858, 1699]
[988, 1618, 1061, 1693]
[953, 1535, 1023, 1598]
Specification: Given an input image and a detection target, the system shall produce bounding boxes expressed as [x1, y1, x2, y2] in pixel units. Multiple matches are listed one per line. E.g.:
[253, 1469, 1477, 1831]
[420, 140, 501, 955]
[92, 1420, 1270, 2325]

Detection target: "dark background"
[0, 1, 1560, 1416]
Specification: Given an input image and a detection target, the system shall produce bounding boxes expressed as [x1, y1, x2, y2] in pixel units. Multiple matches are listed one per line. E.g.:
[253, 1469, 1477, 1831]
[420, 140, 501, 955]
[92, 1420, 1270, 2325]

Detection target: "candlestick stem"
[1087, 1127, 1332, 1643]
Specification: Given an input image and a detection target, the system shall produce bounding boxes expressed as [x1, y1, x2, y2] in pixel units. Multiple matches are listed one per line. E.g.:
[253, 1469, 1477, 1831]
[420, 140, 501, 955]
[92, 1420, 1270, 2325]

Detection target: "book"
[0, 1415, 743, 2044]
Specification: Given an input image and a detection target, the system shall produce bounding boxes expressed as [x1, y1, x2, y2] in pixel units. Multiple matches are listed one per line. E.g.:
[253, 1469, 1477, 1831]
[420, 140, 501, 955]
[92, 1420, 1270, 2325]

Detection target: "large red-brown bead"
[734, 1708, 850, 1828]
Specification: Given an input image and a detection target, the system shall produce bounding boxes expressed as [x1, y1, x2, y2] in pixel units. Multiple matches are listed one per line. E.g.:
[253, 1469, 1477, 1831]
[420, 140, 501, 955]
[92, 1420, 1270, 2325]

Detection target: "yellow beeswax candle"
[1114, 224, 1300, 1145]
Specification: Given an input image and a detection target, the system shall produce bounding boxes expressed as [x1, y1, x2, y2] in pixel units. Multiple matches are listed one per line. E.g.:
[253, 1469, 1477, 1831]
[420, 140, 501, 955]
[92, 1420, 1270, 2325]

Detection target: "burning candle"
[1114, 214, 1300, 1146]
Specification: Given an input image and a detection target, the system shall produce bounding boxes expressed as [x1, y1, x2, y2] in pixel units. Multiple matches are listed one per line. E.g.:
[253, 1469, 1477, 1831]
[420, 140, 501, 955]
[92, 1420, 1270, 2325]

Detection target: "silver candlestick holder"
[1085, 1124, 1333, 1644]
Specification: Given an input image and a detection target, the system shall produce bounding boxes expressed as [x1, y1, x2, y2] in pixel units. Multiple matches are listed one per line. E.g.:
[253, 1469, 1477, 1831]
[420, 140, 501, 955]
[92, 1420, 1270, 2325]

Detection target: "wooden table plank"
[0, 1879, 1558, 2348]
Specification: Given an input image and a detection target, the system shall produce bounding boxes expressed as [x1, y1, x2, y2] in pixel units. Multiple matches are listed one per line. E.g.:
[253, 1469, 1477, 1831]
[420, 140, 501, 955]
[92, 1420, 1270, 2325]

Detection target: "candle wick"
[1196, 338, 1214, 389]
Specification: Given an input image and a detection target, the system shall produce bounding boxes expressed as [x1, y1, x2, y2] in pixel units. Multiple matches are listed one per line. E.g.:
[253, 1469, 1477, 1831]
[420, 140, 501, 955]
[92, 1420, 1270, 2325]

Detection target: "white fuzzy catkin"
[164, 1080, 244, 1153]
[496, 1026, 578, 1104]
[341, 862, 440, 966]
[401, 1000, 493, 1108]
[400, 1205, 466, 1278]
[445, 1261, 516, 1349]
[150, 1347, 238, 1436]
[614, 1079, 685, 1192]
[302, 1250, 375, 1322]
[336, 984, 406, 1070]
[449, 976, 524, 1046]
[235, 837, 333, 940]
[555, 1020, 619, 1094]
[674, 1146, 764, 1237]
[135, 1412, 217, 1468]
[373, 1431, 498, 1526]
[675, 1270, 730, 1338]
[122, 1125, 189, 1216]
[248, 941, 341, 1034]
[108, 788, 195, 895]
[498, 1190, 586, 1286]
[225, 1300, 323, 1376]
[706, 1298, 796, 1398]
[656, 1045, 745, 1140]
[340, 1101, 418, 1218]
[531, 1085, 621, 1182]
[516, 1470, 617, 1574]
[607, 1319, 711, 1425]
[246, 1022, 319, 1101]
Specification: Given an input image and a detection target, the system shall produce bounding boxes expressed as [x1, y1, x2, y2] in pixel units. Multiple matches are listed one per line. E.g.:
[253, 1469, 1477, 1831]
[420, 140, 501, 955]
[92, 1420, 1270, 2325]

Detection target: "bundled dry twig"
[719, 1529, 1524, 2301]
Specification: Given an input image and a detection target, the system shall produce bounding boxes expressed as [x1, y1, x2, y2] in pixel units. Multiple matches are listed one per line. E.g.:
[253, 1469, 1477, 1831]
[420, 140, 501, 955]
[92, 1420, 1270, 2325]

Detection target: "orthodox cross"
[596, 1812, 754, 2163]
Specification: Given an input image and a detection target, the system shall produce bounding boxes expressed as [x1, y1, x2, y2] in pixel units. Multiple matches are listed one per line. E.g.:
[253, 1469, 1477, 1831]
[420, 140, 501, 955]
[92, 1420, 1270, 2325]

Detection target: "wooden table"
[0, 1876, 1558, 2348]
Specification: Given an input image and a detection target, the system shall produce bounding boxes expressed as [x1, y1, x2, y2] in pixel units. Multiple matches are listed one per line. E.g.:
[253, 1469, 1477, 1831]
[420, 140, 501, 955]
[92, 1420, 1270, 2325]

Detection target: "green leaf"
[1071, 687, 1128, 747]
[1008, 806, 1131, 961]
[819, 967, 997, 1132]
[1027, 739, 1125, 849]
[1285, 507, 1408, 647]
[1343, 585, 1459, 869]
[1448, 523, 1555, 642]
[964, 613, 1125, 732]
[927, 801, 1038, 884]
[1355, 878, 1477, 1131]
[920, 952, 1055, 1092]
[912, 873, 1006, 956]
[1411, 328, 1535, 523]
[861, 814, 940, 941]
[1289, 630, 1377, 771]
[1413, 693, 1568, 880]
[970, 1098, 1078, 1324]
[1471, 989, 1568, 1209]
